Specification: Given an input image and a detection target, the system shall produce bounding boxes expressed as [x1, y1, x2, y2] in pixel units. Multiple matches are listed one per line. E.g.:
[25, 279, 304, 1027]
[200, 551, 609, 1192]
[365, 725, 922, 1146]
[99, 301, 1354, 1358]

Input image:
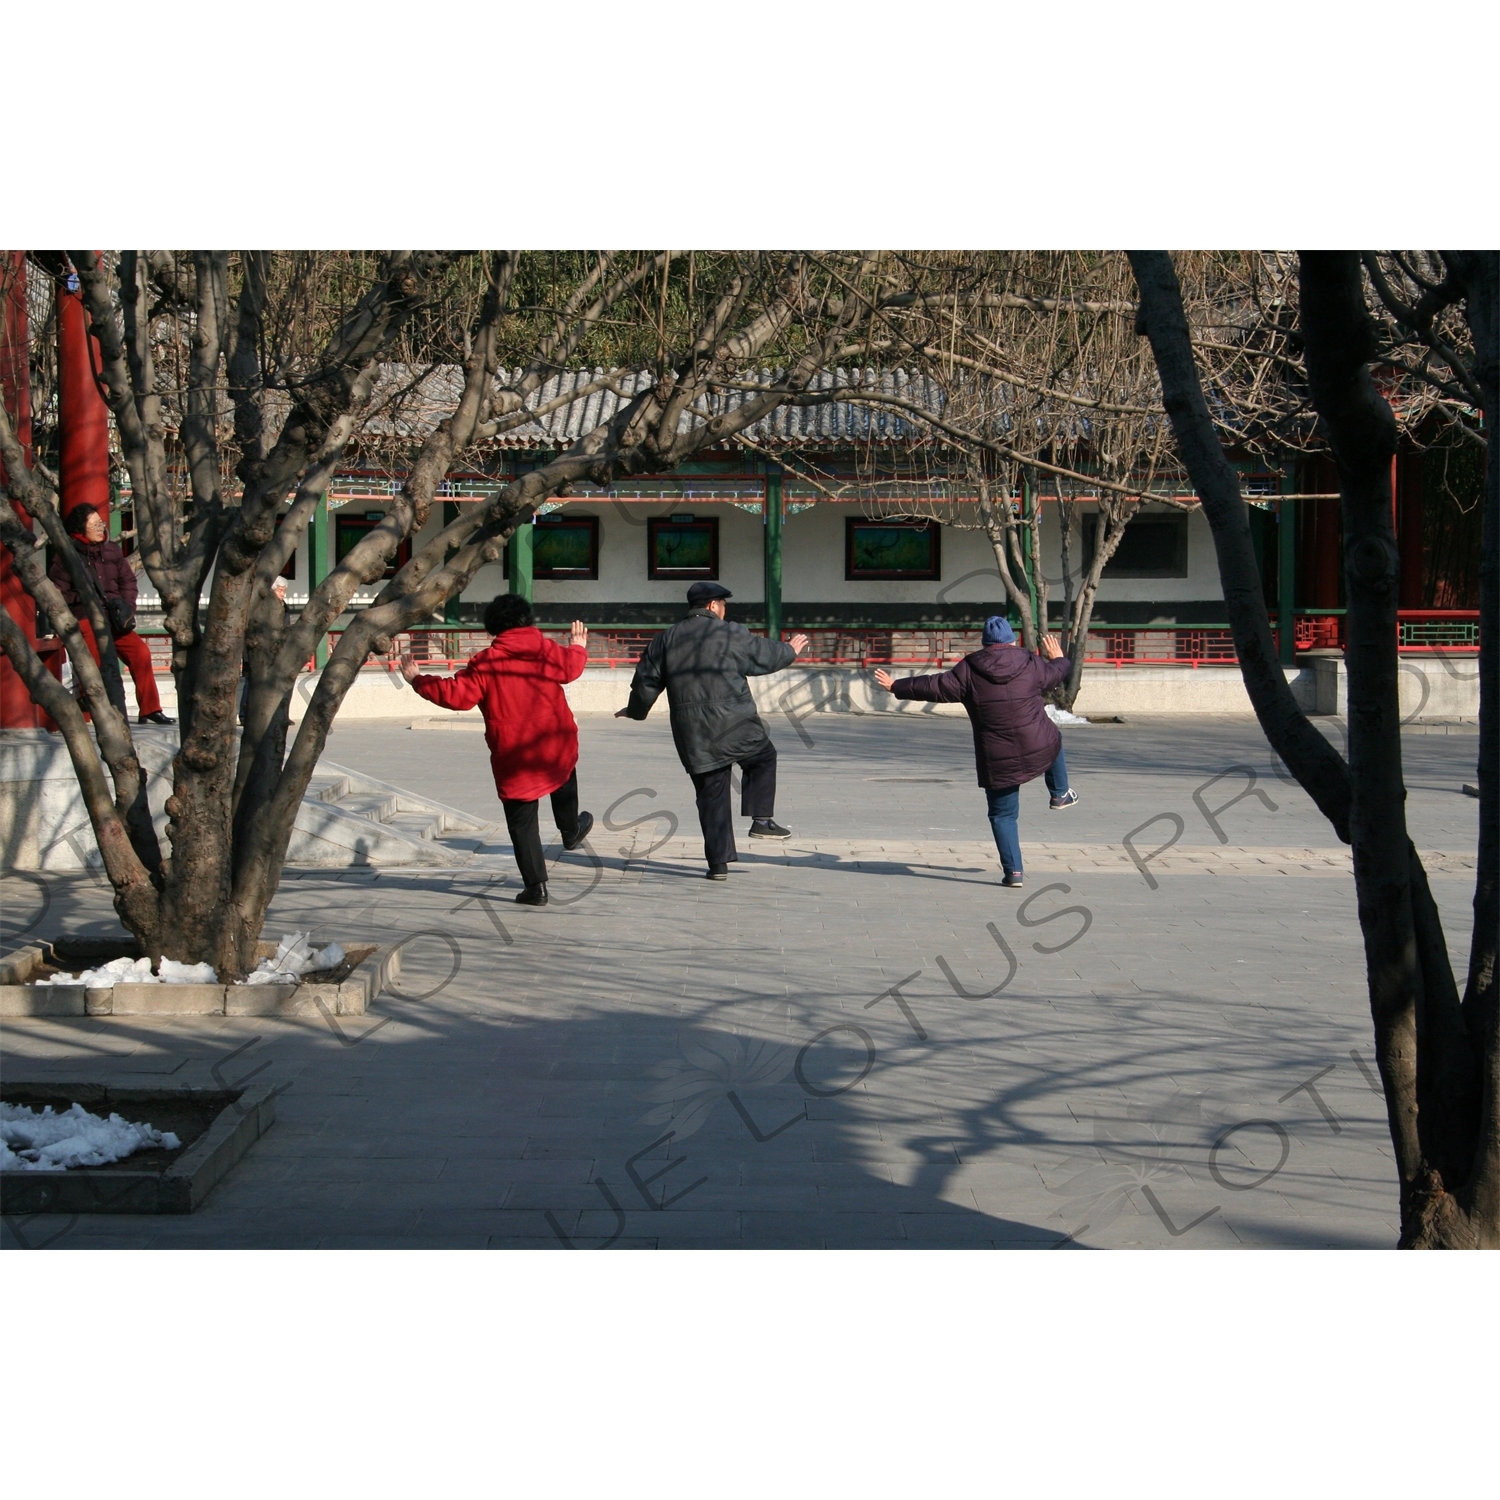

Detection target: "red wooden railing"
[111, 609, 1480, 675]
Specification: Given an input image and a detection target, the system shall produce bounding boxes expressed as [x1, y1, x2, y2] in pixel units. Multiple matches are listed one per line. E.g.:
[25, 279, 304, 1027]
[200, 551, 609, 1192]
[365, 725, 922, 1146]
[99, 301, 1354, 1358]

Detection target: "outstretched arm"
[1035, 636, 1072, 691]
[619, 634, 665, 720]
[540, 622, 589, 684]
[400, 651, 483, 711]
[740, 630, 802, 676]
[884, 661, 969, 702]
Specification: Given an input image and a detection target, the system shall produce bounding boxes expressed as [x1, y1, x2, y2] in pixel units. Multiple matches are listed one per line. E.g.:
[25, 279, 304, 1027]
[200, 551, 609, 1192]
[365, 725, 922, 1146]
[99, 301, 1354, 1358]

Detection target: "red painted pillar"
[57, 259, 112, 533]
[1, 251, 40, 727]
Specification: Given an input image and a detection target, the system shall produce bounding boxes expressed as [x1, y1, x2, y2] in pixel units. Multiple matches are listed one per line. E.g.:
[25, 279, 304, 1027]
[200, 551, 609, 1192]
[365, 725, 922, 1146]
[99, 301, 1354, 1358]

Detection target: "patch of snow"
[0, 1101, 181, 1172]
[240, 933, 345, 986]
[34, 955, 218, 986]
[1046, 704, 1091, 725]
[160, 958, 219, 983]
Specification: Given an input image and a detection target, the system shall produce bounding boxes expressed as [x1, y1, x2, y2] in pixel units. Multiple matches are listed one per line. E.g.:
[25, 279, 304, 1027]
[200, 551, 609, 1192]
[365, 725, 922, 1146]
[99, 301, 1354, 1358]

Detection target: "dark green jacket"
[625, 610, 797, 773]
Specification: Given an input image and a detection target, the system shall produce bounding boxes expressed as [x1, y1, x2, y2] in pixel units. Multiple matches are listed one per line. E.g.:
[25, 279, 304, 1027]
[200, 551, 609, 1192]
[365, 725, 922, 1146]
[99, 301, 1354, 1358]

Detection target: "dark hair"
[63, 504, 99, 538]
[483, 594, 534, 635]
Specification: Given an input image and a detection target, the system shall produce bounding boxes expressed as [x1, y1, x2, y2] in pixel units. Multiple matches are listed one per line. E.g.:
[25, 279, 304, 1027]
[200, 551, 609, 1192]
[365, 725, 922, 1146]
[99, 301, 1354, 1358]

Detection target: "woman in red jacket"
[399, 595, 593, 907]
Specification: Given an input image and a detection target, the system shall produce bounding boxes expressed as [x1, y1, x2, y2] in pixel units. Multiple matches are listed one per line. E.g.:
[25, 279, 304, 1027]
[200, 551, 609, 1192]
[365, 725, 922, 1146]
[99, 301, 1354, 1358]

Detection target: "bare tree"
[759, 253, 1179, 706]
[1130, 248, 1497, 1248]
[0, 250, 902, 976]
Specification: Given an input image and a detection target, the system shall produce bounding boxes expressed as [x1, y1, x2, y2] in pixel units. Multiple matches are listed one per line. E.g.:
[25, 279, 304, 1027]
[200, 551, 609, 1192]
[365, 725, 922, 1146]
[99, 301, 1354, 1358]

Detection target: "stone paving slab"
[1, 714, 1482, 1250]
[561, 835, 1475, 878]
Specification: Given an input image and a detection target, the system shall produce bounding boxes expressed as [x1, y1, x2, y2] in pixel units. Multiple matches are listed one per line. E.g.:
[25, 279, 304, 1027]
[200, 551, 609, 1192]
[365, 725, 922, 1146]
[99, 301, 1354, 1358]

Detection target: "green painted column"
[1277, 495, 1297, 667]
[1021, 474, 1039, 640]
[310, 494, 330, 668]
[442, 500, 462, 625]
[764, 469, 783, 642]
[507, 514, 533, 606]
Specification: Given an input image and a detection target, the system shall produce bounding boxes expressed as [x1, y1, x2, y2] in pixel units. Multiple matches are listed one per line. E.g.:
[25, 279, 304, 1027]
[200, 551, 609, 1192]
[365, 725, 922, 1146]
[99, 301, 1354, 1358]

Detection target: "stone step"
[336, 791, 401, 824]
[288, 761, 498, 867]
[305, 773, 353, 803]
[0, 736, 498, 872]
[385, 811, 444, 841]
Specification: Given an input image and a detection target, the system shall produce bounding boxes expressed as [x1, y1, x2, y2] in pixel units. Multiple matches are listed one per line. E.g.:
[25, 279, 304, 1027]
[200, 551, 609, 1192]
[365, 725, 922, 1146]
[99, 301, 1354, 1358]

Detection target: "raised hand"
[789, 633, 811, 655]
[398, 651, 420, 683]
[873, 668, 895, 692]
[1040, 634, 1064, 660]
[570, 619, 588, 649]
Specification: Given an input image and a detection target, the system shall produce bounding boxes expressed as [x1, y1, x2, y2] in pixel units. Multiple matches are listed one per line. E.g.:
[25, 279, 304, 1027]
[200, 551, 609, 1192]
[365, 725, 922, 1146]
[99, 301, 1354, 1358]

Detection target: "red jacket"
[411, 627, 586, 802]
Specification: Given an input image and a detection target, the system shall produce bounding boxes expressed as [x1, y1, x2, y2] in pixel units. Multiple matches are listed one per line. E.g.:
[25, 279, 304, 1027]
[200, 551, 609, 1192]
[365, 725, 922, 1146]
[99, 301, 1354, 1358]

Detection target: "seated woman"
[48, 504, 174, 724]
[874, 615, 1078, 889]
[399, 596, 593, 907]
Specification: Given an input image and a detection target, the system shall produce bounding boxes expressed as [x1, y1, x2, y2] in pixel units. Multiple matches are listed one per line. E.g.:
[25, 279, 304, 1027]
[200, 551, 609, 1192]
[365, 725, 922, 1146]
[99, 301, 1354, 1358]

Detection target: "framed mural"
[845, 518, 941, 580]
[648, 515, 719, 580]
[1086, 515, 1188, 578]
[335, 511, 410, 579]
[532, 514, 599, 579]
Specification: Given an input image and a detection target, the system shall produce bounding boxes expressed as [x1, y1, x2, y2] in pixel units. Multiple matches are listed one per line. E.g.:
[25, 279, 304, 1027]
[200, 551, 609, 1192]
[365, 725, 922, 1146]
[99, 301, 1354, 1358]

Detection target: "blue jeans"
[985, 746, 1070, 877]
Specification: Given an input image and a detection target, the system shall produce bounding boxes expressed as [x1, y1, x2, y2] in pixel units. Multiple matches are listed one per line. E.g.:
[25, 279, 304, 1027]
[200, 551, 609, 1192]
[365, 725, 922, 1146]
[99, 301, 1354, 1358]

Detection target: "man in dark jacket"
[617, 582, 809, 879]
[875, 614, 1077, 888]
[48, 504, 173, 725]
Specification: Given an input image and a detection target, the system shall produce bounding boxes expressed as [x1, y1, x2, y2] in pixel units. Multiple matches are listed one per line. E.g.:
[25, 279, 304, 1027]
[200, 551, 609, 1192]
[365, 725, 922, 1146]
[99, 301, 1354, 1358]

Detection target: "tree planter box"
[0, 1082, 277, 1214]
[0, 939, 399, 1019]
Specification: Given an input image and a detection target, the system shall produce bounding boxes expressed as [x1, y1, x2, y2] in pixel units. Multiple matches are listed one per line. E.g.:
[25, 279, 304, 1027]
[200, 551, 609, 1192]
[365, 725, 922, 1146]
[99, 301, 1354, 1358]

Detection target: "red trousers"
[77, 618, 163, 717]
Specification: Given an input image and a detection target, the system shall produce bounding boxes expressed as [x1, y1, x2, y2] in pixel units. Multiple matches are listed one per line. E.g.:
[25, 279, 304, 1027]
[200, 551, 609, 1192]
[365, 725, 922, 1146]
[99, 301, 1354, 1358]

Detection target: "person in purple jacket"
[874, 615, 1078, 888]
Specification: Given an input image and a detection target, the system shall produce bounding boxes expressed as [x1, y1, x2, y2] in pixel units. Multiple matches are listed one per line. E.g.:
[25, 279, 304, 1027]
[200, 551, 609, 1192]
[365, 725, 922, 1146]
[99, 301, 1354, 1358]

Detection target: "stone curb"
[0, 941, 401, 1018]
[0, 1081, 277, 1215]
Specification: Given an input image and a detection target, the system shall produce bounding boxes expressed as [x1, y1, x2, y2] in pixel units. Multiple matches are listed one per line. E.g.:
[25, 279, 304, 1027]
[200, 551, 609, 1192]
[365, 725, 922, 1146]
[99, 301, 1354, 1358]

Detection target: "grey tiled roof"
[364, 365, 955, 450]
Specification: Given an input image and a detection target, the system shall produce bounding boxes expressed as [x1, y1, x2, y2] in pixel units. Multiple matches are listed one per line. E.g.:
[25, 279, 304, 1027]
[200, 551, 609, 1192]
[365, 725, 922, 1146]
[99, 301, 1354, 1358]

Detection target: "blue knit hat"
[982, 615, 1016, 645]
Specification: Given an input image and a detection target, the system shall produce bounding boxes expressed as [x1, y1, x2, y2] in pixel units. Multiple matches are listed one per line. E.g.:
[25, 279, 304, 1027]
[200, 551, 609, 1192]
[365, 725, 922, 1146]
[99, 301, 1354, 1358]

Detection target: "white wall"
[779, 502, 1222, 610]
[531, 501, 767, 609]
[128, 497, 1227, 617]
[781, 503, 998, 606]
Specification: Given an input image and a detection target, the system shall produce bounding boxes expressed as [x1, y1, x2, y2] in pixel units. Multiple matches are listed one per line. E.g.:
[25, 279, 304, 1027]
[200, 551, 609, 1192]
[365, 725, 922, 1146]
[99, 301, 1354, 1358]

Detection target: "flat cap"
[686, 581, 733, 607]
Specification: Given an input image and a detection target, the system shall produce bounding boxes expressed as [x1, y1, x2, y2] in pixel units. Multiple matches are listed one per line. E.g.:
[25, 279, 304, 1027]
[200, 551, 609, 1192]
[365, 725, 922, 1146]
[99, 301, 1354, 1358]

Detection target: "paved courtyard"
[1, 708, 1481, 1249]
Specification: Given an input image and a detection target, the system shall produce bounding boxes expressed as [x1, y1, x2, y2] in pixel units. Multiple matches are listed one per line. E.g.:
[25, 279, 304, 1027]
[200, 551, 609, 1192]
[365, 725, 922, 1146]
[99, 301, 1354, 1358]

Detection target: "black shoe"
[1001, 872, 1024, 888]
[706, 864, 729, 881]
[138, 711, 175, 725]
[749, 818, 792, 839]
[514, 883, 548, 906]
[563, 811, 594, 852]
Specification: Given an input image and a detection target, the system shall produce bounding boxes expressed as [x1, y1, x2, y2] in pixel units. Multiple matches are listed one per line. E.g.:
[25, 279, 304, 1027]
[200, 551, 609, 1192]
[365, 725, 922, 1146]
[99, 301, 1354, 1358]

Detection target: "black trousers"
[688, 741, 777, 867]
[501, 770, 580, 888]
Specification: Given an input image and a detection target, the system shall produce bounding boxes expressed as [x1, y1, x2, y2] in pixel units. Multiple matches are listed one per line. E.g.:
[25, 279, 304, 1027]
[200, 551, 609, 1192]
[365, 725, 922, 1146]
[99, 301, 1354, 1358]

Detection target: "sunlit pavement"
[2, 712, 1479, 1249]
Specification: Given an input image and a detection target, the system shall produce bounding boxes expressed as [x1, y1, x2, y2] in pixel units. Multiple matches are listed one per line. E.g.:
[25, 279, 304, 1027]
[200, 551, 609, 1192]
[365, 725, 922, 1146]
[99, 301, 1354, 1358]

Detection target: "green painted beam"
[310, 494, 329, 668]
[442, 501, 461, 624]
[507, 515, 533, 605]
[764, 469, 783, 643]
[1021, 474, 1038, 641]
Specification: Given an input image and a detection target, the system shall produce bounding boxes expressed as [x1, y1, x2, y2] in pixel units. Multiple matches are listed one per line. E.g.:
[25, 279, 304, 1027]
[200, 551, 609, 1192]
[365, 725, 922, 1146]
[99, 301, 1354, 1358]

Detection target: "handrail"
[118, 608, 1480, 675]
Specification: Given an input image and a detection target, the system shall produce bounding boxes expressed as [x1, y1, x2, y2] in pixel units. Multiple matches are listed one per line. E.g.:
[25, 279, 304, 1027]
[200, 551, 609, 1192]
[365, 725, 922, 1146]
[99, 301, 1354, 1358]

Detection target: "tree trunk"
[1449, 251, 1499, 1235]
[978, 474, 1039, 646]
[1129, 249, 1492, 1247]
[1055, 497, 1138, 709]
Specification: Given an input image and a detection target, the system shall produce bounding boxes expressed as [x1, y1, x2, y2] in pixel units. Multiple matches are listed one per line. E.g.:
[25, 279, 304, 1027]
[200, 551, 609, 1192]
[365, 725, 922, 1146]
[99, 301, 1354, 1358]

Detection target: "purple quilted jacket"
[48, 537, 138, 613]
[892, 644, 1071, 789]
